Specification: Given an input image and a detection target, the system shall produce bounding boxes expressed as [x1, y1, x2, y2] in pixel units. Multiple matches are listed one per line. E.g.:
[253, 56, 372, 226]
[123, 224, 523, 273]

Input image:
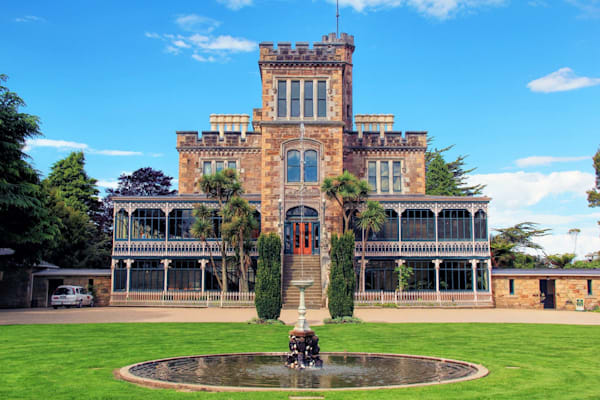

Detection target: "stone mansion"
[110, 32, 493, 308]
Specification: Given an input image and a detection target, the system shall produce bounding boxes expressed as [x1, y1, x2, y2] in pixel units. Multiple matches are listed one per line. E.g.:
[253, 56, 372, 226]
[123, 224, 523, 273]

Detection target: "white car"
[51, 285, 94, 308]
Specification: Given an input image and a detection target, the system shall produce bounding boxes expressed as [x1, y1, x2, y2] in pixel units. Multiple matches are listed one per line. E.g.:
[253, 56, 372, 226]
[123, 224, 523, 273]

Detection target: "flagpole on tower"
[336, 0, 340, 38]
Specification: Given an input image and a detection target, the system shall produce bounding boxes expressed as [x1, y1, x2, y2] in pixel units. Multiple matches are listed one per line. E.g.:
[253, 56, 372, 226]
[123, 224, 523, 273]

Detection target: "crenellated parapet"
[259, 33, 354, 65]
[209, 114, 250, 140]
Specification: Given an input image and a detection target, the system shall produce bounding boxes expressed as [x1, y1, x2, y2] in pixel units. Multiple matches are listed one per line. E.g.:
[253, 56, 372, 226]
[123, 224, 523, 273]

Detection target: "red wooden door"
[293, 222, 312, 255]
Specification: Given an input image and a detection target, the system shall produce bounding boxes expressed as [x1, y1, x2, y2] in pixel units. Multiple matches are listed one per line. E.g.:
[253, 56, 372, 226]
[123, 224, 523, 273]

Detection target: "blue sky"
[2, 0, 599, 257]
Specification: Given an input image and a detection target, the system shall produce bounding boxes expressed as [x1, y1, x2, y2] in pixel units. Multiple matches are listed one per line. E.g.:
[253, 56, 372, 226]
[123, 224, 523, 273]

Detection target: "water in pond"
[128, 353, 480, 389]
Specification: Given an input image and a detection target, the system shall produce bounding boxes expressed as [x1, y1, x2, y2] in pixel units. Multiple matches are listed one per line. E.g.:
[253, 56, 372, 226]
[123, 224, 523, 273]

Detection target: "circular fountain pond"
[117, 352, 488, 392]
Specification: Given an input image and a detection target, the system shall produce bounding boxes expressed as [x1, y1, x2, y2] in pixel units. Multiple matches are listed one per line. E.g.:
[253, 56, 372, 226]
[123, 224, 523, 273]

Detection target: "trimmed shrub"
[327, 231, 356, 318]
[255, 232, 282, 320]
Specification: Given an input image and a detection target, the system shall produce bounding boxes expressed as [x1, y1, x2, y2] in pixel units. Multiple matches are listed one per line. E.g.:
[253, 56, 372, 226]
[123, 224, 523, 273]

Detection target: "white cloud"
[145, 20, 257, 62]
[192, 54, 217, 62]
[515, 155, 590, 168]
[566, 0, 600, 18]
[172, 39, 191, 48]
[25, 138, 142, 156]
[331, 0, 506, 19]
[217, 0, 253, 10]
[175, 14, 221, 33]
[24, 138, 88, 151]
[96, 180, 119, 189]
[15, 15, 45, 23]
[468, 170, 594, 207]
[527, 67, 600, 93]
[92, 150, 143, 156]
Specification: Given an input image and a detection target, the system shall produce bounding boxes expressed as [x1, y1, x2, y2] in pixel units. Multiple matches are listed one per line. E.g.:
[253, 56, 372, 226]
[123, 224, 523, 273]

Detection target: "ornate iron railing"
[113, 240, 258, 258]
[355, 241, 489, 257]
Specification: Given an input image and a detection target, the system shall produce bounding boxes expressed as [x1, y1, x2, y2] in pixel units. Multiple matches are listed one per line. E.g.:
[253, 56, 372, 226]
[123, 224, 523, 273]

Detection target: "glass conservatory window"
[115, 209, 128, 240]
[439, 260, 473, 291]
[401, 209, 435, 241]
[474, 210, 487, 240]
[131, 209, 166, 240]
[438, 209, 472, 241]
[168, 209, 194, 240]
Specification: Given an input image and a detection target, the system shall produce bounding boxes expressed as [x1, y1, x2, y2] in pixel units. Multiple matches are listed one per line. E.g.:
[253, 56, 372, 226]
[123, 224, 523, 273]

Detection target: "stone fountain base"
[286, 333, 323, 369]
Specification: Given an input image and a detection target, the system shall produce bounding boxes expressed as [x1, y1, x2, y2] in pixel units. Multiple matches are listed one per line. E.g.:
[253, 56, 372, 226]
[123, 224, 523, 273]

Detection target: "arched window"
[115, 209, 128, 240]
[401, 209, 435, 241]
[438, 209, 471, 241]
[304, 150, 318, 182]
[286, 206, 318, 219]
[287, 150, 300, 182]
[474, 210, 487, 240]
[131, 209, 166, 239]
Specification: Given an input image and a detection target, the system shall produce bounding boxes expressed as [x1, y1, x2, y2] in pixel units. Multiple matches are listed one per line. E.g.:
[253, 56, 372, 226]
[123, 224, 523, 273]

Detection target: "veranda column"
[125, 259, 133, 298]
[487, 259, 493, 303]
[199, 259, 208, 293]
[395, 259, 405, 304]
[470, 259, 478, 304]
[433, 259, 442, 304]
[162, 259, 170, 294]
[110, 259, 116, 296]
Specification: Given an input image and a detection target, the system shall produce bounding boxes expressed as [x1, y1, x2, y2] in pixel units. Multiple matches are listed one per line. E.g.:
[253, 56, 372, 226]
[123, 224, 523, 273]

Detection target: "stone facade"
[493, 272, 600, 311]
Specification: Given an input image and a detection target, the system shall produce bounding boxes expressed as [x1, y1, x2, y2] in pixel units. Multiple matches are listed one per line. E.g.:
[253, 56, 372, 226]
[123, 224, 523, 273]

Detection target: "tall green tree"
[222, 196, 258, 292]
[198, 168, 243, 292]
[45, 151, 99, 216]
[327, 232, 356, 318]
[190, 204, 222, 290]
[426, 153, 461, 196]
[356, 200, 386, 292]
[255, 233, 282, 320]
[0, 75, 59, 265]
[426, 139, 485, 196]
[43, 152, 110, 268]
[321, 171, 370, 232]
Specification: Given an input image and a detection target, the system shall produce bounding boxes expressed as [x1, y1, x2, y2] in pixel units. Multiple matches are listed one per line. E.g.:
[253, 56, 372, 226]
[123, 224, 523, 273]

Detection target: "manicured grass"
[1, 322, 599, 399]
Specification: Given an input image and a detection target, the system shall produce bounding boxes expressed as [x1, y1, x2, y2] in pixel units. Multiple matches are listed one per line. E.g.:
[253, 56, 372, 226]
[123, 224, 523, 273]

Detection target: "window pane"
[216, 161, 224, 172]
[287, 150, 300, 182]
[277, 80, 286, 117]
[393, 161, 402, 192]
[304, 150, 317, 182]
[228, 161, 236, 170]
[380, 161, 389, 192]
[368, 161, 377, 192]
[304, 81, 313, 117]
[203, 161, 212, 175]
[317, 81, 326, 117]
[291, 81, 300, 117]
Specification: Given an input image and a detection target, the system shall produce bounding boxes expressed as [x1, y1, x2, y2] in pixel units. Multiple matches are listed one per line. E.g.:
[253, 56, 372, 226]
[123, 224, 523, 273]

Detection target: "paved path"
[1, 306, 599, 326]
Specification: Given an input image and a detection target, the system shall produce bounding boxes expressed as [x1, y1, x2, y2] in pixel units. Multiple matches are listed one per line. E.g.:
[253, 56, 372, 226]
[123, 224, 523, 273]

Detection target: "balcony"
[355, 241, 489, 258]
[113, 240, 258, 258]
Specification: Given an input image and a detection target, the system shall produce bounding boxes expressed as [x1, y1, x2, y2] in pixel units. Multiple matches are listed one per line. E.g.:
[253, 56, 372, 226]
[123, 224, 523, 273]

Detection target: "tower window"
[287, 150, 319, 183]
[366, 160, 403, 194]
[304, 81, 313, 117]
[277, 80, 287, 117]
[291, 81, 300, 117]
[317, 80, 327, 117]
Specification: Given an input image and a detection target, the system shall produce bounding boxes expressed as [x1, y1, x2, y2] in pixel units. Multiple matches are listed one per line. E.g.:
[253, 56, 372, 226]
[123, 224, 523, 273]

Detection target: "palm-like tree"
[190, 204, 222, 290]
[356, 200, 386, 292]
[568, 228, 581, 255]
[197, 169, 243, 292]
[321, 171, 370, 232]
[222, 196, 258, 292]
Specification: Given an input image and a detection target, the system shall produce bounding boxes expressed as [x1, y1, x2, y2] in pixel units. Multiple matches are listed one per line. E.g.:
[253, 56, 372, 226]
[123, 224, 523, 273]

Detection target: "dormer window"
[276, 78, 327, 119]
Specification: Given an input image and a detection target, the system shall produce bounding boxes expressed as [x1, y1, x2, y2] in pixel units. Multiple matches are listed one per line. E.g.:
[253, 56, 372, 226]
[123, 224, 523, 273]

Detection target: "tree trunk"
[360, 228, 366, 292]
[218, 199, 228, 293]
[239, 232, 248, 292]
[204, 238, 222, 290]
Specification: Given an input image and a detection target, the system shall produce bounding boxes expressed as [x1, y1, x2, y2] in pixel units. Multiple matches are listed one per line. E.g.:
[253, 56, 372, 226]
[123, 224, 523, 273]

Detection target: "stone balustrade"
[209, 114, 250, 140]
[354, 114, 394, 140]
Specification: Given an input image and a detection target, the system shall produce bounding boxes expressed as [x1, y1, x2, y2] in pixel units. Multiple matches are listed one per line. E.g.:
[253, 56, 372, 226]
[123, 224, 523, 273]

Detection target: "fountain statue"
[286, 279, 323, 369]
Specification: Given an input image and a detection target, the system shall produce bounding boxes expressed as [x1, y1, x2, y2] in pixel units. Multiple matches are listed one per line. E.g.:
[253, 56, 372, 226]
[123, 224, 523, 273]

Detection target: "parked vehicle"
[51, 285, 94, 309]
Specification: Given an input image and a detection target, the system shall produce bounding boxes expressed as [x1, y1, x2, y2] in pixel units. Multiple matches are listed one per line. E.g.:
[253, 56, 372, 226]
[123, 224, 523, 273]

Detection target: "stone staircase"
[282, 255, 322, 309]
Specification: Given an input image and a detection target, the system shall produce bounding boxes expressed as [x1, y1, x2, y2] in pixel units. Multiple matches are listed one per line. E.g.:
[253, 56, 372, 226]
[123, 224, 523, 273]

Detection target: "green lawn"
[1, 322, 598, 399]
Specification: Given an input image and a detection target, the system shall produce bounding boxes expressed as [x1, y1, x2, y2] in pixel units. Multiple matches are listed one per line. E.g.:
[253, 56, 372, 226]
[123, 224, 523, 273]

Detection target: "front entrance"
[540, 279, 555, 309]
[284, 206, 320, 255]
